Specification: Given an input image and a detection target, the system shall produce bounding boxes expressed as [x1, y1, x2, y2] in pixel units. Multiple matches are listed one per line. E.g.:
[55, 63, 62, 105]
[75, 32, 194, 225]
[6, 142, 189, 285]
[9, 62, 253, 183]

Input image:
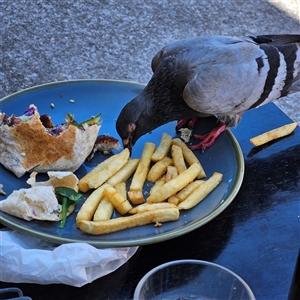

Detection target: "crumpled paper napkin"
[0, 229, 138, 287]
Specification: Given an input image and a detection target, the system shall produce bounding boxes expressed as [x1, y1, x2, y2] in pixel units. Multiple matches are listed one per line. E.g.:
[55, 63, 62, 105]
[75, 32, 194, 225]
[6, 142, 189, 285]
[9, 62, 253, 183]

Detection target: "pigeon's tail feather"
[249, 39, 300, 109]
[248, 34, 300, 45]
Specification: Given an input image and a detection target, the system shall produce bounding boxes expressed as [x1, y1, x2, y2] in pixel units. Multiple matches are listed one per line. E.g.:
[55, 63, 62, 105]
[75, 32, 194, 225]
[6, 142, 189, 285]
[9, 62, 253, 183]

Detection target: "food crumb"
[179, 128, 192, 143]
[50, 103, 55, 108]
[69, 99, 75, 103]
[154, 221, 162, 227]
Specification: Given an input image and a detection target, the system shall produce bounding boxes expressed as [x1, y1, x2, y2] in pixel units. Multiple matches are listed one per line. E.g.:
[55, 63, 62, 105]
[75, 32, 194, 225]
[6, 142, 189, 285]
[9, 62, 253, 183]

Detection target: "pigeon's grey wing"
[182, 35, 300, 116]
[182, 38, 270, 115]
[151, 36, 244, 72]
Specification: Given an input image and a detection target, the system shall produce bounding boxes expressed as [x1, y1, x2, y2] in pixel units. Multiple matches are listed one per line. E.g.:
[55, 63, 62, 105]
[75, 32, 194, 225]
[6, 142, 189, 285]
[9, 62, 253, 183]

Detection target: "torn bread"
[0, 104, 101, 177]
[0, 171, 79, 221]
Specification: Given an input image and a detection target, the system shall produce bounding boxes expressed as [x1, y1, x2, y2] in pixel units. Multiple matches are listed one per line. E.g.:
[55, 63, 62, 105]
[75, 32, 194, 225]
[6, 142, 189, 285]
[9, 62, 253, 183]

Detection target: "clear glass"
[134, 260, 256, 300]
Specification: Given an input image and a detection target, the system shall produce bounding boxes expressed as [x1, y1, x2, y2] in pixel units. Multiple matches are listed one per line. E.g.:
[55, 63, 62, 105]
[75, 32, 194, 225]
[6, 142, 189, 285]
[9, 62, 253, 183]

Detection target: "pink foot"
[176, 117, 198, 130]
[190, 123, 226, 151]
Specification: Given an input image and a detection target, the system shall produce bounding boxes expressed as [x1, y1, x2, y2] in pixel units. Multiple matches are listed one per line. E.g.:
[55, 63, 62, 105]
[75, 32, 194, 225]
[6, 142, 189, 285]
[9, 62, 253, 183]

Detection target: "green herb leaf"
[66, 113, 102, 128]
[79, 113, 102, 126]
[65, 113, 80, 127]
[55, 187, 82, 228]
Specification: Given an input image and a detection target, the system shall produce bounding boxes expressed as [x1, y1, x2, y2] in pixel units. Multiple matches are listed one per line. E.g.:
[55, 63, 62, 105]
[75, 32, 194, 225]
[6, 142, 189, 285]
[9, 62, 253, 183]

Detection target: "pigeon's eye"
[127, 122, 136, 133]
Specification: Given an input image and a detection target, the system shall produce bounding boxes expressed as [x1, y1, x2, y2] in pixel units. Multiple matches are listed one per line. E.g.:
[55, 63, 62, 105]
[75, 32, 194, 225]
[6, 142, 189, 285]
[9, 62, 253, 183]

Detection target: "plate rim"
[0, 78, 146, 105]
[0, 79, 244, 248]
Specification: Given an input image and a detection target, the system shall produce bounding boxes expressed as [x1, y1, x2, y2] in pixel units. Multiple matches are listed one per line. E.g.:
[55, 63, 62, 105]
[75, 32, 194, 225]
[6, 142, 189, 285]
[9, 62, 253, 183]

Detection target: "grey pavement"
[1, 0, 299, 124]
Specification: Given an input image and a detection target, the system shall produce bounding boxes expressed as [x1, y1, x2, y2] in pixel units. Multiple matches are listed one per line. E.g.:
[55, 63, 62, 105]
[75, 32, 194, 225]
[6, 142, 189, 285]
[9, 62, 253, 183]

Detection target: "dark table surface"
[0, 102, 299, 300]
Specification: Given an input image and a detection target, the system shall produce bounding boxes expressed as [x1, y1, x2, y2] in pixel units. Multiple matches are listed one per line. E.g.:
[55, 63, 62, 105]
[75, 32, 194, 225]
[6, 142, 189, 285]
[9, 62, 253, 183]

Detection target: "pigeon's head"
[116, 95, 151, 152]
[116, 51, 200, 151]
[116, 120, 137, 152]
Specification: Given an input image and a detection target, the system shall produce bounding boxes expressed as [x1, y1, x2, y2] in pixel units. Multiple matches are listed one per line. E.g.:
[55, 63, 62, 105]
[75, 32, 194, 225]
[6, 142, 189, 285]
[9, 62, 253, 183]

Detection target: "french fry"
[147, 162, 202, 203]
[76, 183, 111, 222]
[93, 196, 114, 221]
[78, 155, 118, 192]
[165, 166, 178, 182]
[114, 182, 127, 199]
[150, 175, 166, 195]
[167, 175, 203, 205]
[174, 180, 205, 203]
[171, 138, 206, 179]
[250, 122, 298, 146]
[103, 186, 132, 215]
[168, 195, 180, 205]
[151, 132, 172, 162]
[107, 159, 140, 186]
[77, 208, 180, 235]
[128, 202, 176, 214]
[130, 142, 156, 191]
[128, 190, 145, 205]
[178, 172, 223, 210]
[87, 149, 130, 189]
[147, 156, 173, 183]
[171, 144, 187, 174]
[168, 180, 204, 205]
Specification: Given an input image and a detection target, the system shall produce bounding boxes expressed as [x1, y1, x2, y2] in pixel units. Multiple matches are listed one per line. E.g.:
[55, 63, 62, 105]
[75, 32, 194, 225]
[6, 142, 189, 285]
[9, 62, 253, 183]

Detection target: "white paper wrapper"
[0, 229, 138, 287]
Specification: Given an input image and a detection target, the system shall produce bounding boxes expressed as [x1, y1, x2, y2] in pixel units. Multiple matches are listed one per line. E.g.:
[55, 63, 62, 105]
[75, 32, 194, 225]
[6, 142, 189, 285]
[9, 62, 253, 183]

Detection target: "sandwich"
[0, 171, 79, 222]
[0, 104, 101, 178]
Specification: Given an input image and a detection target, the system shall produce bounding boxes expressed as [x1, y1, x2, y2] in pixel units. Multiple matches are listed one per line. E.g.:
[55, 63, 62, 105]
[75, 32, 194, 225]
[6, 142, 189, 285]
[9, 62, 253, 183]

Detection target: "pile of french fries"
[76, 133, 223, 235]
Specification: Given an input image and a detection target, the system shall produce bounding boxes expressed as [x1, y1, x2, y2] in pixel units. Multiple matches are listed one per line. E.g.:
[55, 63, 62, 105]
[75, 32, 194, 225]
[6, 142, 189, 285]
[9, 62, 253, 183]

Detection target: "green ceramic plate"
[0, 80, 244, 248]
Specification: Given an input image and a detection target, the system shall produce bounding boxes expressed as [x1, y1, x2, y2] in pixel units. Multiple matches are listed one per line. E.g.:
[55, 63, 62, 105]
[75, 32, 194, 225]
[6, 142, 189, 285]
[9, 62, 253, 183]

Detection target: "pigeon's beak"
[122, 135, 133, 155]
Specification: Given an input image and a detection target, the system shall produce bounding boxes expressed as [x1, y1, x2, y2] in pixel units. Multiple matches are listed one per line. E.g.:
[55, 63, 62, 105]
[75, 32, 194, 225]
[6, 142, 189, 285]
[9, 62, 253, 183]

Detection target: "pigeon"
[116, 34, 300, 152]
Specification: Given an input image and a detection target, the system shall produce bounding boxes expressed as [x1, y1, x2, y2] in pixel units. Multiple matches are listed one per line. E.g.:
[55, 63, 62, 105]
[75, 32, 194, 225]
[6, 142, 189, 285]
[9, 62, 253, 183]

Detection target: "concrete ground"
[1, 0, 299, 124]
